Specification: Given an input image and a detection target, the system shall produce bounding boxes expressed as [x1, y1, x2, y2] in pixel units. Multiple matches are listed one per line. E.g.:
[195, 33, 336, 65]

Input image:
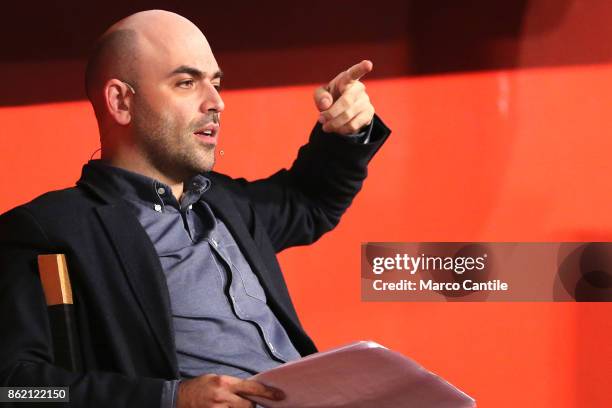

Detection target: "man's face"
[130, 33, 224, 179]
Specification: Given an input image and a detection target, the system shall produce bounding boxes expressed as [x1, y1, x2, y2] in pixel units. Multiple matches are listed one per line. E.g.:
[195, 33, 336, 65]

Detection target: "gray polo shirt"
[87, 161, 301, 407]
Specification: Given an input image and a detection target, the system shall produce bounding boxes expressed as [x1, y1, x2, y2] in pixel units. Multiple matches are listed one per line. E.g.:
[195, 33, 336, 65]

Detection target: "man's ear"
[104, 79, 134, 125]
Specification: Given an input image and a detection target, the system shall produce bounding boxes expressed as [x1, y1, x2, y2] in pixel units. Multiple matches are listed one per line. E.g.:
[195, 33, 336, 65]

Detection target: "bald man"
[0, 10, 390, 408]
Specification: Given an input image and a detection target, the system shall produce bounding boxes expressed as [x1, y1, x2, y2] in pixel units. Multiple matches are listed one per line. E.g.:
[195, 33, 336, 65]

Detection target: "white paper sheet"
[249, 341, 475, 408]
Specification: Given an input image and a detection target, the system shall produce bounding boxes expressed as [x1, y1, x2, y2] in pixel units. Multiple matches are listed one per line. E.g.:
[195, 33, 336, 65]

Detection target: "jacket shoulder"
[1, 185, 100, 231]
[18, 186, 97, 214]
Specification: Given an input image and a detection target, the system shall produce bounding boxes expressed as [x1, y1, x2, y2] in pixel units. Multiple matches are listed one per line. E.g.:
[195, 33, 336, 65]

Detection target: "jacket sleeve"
[227, 114, 391, 253]
[0, 207, 166, 408]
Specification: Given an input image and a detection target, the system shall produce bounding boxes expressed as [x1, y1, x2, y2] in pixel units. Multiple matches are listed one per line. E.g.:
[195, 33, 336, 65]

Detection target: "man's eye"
[213, 84, 222, 92]
[178, 79, 195, 88]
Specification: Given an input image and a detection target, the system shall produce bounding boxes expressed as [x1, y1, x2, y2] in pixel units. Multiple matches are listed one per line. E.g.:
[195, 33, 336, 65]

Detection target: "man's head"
[85, 10, 224, 182]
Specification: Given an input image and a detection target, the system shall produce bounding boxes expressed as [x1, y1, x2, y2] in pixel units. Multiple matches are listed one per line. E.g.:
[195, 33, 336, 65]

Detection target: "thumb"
[313, 86, 333, 111]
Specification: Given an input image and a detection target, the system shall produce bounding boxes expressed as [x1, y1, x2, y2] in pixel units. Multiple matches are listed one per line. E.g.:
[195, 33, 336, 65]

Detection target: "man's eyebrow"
[168, 65, 224, 80]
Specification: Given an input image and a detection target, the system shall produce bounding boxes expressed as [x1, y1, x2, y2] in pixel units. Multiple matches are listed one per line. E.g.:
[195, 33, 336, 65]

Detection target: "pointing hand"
[314, 60, 375, 135]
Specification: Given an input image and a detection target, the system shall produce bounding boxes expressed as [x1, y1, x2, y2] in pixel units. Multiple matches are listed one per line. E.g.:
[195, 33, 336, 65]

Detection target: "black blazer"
[0, 119, 390, 407]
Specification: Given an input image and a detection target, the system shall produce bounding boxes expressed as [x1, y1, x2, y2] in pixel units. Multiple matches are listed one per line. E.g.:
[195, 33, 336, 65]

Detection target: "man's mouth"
[193, 123, 219, 145]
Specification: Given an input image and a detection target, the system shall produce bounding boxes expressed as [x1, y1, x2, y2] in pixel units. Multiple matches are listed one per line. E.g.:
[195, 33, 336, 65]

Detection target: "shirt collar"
[81, 160, 211, 210]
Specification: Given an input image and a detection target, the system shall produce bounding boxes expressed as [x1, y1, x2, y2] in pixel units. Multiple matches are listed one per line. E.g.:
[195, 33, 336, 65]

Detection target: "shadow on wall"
[2, 0, 601, 106]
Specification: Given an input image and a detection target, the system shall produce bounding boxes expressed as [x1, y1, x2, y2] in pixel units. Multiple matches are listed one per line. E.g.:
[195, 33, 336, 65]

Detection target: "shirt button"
[210, 238, 218, 248]
[154, 204, 162, 212]
[188, 204, 193, 210]
[157, 187, 166, 195]
[269, 343, 275, 351]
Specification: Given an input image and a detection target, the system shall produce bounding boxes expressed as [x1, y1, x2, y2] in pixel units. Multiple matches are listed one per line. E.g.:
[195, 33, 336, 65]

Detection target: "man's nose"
[201, 84, 225, 114]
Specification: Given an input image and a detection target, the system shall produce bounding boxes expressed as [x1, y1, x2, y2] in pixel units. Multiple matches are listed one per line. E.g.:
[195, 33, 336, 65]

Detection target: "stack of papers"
[250, 341, 475, 408]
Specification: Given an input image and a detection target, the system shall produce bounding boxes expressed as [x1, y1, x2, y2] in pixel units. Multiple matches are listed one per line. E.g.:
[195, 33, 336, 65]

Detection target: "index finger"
[346, 60, 373, 81]
[231, 379, 285, 401]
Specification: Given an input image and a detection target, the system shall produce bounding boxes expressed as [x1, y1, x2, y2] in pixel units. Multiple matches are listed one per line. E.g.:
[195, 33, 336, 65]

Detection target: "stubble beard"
[132, 99, 216, 182]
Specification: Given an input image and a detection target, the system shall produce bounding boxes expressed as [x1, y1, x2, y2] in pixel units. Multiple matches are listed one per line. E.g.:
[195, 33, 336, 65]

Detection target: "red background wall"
[1, 1, 611, 406]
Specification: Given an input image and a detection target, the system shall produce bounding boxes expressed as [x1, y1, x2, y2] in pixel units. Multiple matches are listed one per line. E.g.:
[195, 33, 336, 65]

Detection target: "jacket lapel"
[95, 204, 178, 376]
[77, 168, 178, 376]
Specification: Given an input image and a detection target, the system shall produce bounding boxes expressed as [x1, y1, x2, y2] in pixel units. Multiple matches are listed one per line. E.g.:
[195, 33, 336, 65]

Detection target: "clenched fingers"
[320, 84, 374, 134]
[335, 109, 375, 135]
